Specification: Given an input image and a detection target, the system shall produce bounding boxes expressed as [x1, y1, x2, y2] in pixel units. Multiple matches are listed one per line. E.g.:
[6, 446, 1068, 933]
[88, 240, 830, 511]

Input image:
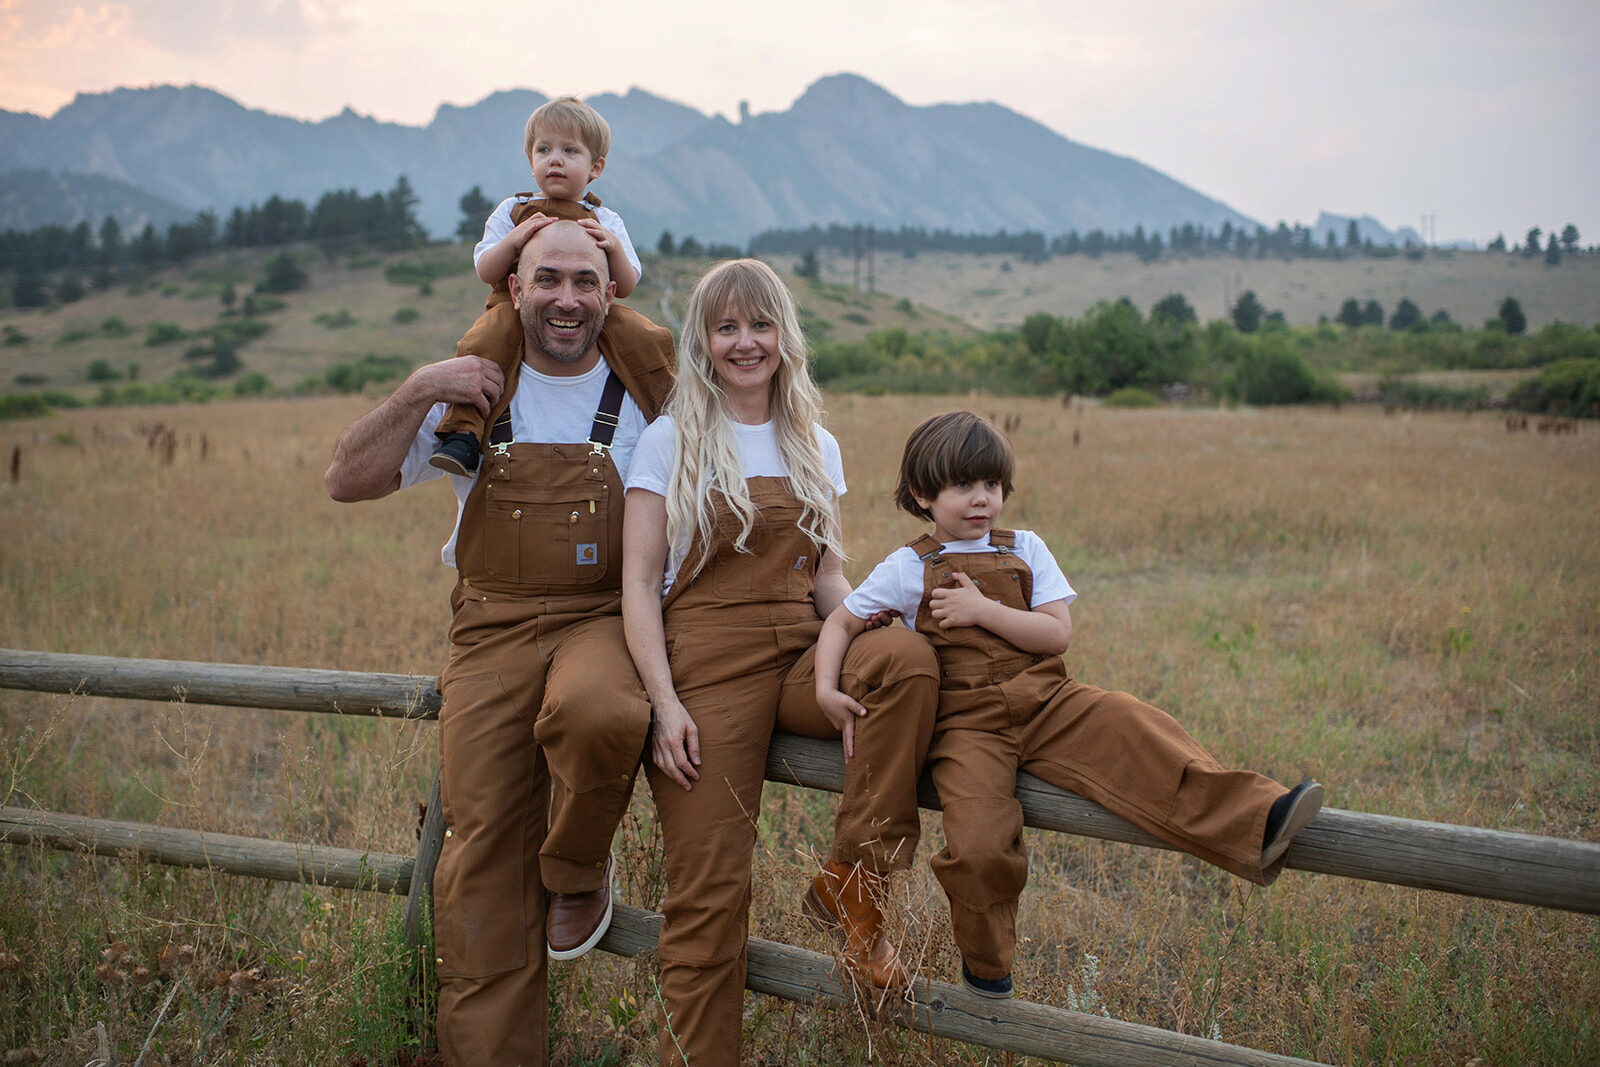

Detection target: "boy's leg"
[648, 655, 783, 1067]
[777, 626, 940, 872]
[927, 724, 1029, 981]
[1017, 679, 1287, 884]
[433, 591, 552, 1065]
[436, 287, 521, 441]
[536, 613, 650, 886]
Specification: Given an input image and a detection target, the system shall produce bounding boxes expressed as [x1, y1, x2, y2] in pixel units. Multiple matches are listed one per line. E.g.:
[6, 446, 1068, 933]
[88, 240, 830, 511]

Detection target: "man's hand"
[928, 572, 993, 629]
[650, 697, 701, 791]
[412, 355, 504, 418]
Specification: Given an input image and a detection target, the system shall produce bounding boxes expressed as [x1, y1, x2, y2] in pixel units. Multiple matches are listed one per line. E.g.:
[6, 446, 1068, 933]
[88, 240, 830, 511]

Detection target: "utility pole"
[853, 225, 862, 291]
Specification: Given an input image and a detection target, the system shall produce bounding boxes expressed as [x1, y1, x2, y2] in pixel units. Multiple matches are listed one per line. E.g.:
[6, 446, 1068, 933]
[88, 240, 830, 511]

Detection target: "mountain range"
[0, 74, 1274, 246]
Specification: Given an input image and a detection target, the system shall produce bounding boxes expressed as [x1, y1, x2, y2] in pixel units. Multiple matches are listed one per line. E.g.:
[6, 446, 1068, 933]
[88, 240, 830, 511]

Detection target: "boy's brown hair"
[893, 411, 1016, 521]
[523, 95, 611, 166]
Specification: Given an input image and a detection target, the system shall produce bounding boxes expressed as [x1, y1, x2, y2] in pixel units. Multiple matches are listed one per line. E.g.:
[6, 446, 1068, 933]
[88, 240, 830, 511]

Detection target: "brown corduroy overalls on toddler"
[431, 346, 669, 1066]
[913, 530, 1288, 981]
[649, 477, 939, 1067]
[438, 193, 673, 442]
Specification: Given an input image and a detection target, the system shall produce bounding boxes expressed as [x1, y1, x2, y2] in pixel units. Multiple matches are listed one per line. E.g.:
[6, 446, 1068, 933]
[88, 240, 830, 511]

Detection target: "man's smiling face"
[509, 221, 614, 371]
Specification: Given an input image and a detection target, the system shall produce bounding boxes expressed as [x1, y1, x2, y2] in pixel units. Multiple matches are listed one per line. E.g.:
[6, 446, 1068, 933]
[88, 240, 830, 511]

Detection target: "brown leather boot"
[801, 859, 908, 990]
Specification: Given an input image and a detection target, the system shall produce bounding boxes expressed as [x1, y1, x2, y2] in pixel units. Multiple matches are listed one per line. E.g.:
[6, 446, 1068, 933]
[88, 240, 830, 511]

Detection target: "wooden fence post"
[404, 770, 445, 948]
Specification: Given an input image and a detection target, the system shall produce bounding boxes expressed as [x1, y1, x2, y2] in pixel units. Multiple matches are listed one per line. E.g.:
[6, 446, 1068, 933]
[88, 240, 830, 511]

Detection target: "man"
[325, 219, 674, 1064]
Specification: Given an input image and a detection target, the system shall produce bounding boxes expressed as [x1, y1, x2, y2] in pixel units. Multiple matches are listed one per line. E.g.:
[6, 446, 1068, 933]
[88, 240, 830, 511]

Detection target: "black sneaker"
[960, 959, 1013, 999]
[429, 432, 481, 476]
[1262, 780, 1324, 867]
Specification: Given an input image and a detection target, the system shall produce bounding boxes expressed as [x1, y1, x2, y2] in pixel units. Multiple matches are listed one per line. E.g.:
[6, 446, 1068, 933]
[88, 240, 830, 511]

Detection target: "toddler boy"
[814, 411, 1323, 998]
[431, 94, 670, 474]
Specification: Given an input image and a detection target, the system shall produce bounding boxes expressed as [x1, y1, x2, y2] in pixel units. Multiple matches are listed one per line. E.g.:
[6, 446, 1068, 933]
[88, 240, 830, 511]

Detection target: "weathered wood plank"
[766, 734, 1600, 915]
[5, 650, 1598, 914]
[403, 771, 445, 947]
[0, 806, 410, 892]
[0, 806, 1326, 1066]
[0, 648, 440, 719]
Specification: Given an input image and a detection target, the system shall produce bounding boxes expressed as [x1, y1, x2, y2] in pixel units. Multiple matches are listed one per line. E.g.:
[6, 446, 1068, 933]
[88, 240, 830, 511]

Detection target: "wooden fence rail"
[0, 805, 1321, 1067]
[5, 649, 1600, 1064]
[5, 649, 1598, 915]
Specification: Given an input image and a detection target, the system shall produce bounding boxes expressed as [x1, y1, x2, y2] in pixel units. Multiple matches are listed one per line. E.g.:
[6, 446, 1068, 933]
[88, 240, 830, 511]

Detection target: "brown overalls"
[438, 193, 674, 441]
[913, 530, 1288, 981]
[432, 339, 671, 1066]
[649, 478, 939, 1067]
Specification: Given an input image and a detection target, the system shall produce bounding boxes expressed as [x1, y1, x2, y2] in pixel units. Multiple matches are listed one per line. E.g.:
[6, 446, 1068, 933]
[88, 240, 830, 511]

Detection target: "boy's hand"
[576, 217, 618, 253]
[929, 572, 994, 629]
[509, 213, 555, 247]
[815, 687, 865, 758]
[862, 609, 901, 631]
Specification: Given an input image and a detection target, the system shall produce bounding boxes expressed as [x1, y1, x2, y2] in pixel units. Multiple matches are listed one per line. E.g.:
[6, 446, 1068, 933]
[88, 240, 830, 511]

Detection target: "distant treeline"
[808, 292, 1600, 418]
[750, 220, 1589, 264]
[0, 177, 426, 299]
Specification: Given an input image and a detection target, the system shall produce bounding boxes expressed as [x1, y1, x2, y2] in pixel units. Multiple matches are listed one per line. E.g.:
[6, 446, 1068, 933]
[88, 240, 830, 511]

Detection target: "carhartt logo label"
[577, 543, 598, 566]
[793, 556, 808, 570]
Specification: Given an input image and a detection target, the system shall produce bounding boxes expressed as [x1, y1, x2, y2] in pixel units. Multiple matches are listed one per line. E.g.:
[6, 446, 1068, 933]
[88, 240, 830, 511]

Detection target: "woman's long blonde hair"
[665, 259, 843, 580]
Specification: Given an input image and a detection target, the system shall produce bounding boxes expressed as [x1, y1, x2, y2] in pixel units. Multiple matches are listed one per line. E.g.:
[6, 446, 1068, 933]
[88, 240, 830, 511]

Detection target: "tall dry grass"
[1, 394, 1596, 1064]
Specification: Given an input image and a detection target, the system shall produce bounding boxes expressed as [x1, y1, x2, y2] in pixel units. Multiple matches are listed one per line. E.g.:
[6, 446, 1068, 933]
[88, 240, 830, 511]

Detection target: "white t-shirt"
[842, 530, 1077, 630]
[624, 415, 847, 595]
[399, 357, 649, 567]
[474, 195, 642, 282]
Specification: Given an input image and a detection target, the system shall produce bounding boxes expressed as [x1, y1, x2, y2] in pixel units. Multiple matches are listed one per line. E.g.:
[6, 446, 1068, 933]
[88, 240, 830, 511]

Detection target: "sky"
[1, 0, 1596, 246]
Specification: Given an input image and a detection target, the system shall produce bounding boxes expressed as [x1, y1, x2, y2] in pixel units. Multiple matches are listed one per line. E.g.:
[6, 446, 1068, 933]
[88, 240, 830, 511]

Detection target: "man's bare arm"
[324, 356, 504, 502]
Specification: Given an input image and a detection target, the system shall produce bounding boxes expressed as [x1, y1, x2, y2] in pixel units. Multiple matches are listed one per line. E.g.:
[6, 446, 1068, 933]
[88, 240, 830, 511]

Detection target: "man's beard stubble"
[521, 299, 608, 364]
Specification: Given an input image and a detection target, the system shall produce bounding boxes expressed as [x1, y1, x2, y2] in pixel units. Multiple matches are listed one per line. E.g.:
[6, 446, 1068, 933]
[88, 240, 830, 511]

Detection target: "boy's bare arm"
[928, 572, 1073, 655]
[577, 218, 638, 297]
[474, 214, 557, 284]
[815, 605, 872, 757]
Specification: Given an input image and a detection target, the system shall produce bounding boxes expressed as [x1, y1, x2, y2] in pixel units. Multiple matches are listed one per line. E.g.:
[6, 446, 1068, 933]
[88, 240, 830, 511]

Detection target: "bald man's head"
[508, 220, 614, 367]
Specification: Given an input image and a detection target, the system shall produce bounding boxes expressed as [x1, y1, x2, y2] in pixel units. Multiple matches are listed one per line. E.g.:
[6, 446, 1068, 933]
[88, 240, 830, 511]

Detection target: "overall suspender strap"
[908, 534, 944, 563]
[484, 369, 624, 454]
[990, 528, 1016, 553]
[588, 370, 626, 454]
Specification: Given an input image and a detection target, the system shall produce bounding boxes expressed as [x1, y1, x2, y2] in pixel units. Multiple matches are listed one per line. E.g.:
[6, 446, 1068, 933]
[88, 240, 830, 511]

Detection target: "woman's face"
[707, 296, 781, 406]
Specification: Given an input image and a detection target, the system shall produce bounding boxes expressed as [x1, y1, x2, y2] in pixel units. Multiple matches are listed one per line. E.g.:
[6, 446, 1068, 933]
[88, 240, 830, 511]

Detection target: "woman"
[622, 259, 939, 1066]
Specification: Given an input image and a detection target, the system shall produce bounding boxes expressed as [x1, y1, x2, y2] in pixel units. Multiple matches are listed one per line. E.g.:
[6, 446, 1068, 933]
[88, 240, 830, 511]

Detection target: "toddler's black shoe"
[960, 959, 1013, 999]
[1262, 780, 1324, 868]
[429, 432, 481, 476]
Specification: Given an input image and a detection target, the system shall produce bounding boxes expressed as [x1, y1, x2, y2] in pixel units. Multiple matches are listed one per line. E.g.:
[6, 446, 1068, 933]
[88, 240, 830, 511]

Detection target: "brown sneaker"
[548, 853, 614, 961]
[801, 859, 907, 990]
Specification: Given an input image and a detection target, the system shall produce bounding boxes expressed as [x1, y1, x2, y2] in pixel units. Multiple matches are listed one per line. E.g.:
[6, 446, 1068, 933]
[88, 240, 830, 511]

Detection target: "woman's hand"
[650, 696, 701, 791]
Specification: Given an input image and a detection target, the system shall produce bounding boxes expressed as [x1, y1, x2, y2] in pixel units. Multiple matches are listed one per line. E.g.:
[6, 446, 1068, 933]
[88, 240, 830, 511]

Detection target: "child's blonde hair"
[523, 95, 611, 166]
[665, 259, 842, 581]
[894, 411, 1016, 522]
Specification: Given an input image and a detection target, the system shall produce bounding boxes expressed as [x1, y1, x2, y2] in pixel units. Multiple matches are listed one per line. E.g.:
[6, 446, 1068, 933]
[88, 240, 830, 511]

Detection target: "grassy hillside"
[1, 396, 1596, 1063]
[0, 244, 967, 401]
[823, 249, 1600, 332]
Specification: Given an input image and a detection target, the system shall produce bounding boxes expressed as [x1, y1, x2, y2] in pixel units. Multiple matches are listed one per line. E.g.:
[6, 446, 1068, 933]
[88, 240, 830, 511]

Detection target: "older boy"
[815, 411, 1323, 998]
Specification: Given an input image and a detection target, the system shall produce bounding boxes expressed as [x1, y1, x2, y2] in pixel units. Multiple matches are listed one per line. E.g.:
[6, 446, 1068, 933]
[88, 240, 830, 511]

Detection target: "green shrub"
[1507, 358, 1600, 418]
[54, 327, 95, 345]
[257, 252, 309, 294]
[233, 372, 273, 397]
[1103, 387, 1161, 408]
[2, 325, 28, 346]
[145, 322, 186, 346]
[315, 309, 357, 329]
[393, 306, 421, 324]
[99, 316, 131, 337]
[323, 354, 411, 394]
[0, 394, 51, 420]
[86, 359, 120, 382]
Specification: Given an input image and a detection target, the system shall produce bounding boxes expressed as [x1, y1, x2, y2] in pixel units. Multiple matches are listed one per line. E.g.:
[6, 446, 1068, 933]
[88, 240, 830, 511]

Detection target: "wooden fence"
[4, 649, 1599, 1065]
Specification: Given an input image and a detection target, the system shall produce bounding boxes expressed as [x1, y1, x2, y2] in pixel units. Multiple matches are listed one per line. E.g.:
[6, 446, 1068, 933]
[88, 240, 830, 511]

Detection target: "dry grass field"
[824, 249, 1600, 332]
[1, 393, 1597, 1064]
